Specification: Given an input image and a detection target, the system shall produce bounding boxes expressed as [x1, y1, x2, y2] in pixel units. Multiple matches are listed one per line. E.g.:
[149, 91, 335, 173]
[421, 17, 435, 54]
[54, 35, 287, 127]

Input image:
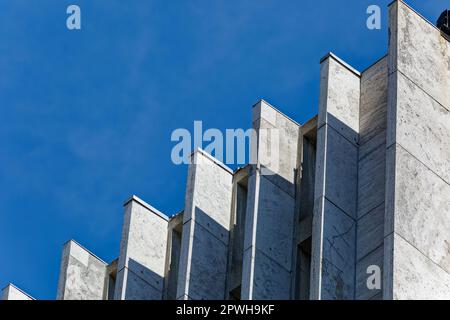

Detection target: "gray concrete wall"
[1, 284, 34, 300]
[311, 54, 360, 300]
[176, 149, 233, 300]
[164, 213, 183, 300]
[226, 167, 250, 299]
[355, 57, 388, 300]
[241, 100, 300, 300]
[114, 196, 169, 300]
[105, 259, 118, 300]
[384, 0, 450, 300]
[56, 240, 107, 300]
[292, 116, 316, 300]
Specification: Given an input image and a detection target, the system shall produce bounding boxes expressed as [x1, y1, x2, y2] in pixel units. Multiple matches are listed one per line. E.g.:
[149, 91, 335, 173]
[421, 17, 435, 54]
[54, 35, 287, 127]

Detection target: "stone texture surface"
[115, 196, 168, 300]
[356, 53, 387, 301]
[318, 55, 360, 144]
[310, 197, 356, 300]
[389, 233, 450, 300]
[56, 240, 107, 300]
[356, 204, 384, 261]
[241, 102, 300, 300]
[242, 248, 291, 300]
[245, 175, 295, 271]
[357, 144, 386, 219]
[359, 131, 386, 160]
[241, 174, 295, 298]
[183, 150, 233, 231]
[114, 267, 162, 300]
[321, 200, 355, 274]
[392, 1, 450, 110]
[355, 245, 383, 300]
[384, 0, 450, 301]
[315, 125, 358, 218]
[181, 221, 229, 300]
[253, 100, 300, 186]
[360, 57, 388, 145]
[311, 53, 360, 300]
[274, 112, 301, 185]
[319, 258, 354, 300]
[177, 150, 233, 300]
[392, 146, 450, 273]
[393, 73, 450, 183]
[326, 128, 358, 218]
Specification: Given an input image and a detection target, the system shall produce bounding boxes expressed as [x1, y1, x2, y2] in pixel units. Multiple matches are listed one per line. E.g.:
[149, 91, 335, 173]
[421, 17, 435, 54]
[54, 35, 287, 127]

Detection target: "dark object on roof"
[437, 10, 450, 37]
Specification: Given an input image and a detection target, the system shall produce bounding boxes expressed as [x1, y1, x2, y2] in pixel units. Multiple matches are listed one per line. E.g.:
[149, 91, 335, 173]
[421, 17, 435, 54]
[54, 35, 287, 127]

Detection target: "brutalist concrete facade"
[2, 1, 450, 300]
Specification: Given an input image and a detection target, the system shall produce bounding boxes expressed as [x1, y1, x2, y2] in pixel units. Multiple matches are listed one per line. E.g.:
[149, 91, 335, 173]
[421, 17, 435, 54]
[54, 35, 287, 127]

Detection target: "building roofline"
[190, 148, 234, 175]
[361, 54, 388, 75]
[320, 52, 361, 77]
[62, 239, 108, 265]
[252, 99, 301, 127]
[123, 195, 169, 222]
[2, 283, 36, 300]
[388, 0, 442, 33]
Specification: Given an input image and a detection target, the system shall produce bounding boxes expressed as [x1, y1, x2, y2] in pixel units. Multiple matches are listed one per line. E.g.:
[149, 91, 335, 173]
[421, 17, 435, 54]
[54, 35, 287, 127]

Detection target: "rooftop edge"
[123, 195, 169, 221]
[62, 239, 108, 265]
[252, 99, 301, 127]
[320, 52, 361, 77]
[190, 147, 234, 175]
[2, 283, 36, 300]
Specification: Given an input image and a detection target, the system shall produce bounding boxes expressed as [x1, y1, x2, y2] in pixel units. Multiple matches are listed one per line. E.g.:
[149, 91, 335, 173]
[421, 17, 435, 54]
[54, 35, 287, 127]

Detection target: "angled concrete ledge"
[61, 239, 107, 265]
[388, 0, 442, 33]
[57, 240, 107, 300]
[190, 148, 234, 175]
[123, 195, 169, 222]
[361, 54, 388, 75]
[320, 52, 361, 77]
[2, 283, 35, 301]
[115, 196, 169, 300]
[252, 99, 301, 127]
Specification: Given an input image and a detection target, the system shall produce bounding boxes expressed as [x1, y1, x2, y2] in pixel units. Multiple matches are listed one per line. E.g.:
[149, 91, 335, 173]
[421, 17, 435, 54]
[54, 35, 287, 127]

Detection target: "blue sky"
[0, 0, 446, 299]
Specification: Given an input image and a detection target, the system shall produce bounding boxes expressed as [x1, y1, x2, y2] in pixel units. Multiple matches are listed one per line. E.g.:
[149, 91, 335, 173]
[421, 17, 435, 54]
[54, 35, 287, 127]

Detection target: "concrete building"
[1, 284, 34, 301]
[2, 1, 450, 300]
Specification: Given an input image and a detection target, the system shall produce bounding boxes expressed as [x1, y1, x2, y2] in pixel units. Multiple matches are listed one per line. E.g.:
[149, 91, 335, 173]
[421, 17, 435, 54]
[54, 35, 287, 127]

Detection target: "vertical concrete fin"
[176, 149, 233, 300]
[384, 0, 450, 300]
[318, 53, 361, 145]
[356, 56, 388, 300]
[311, 53, 360, 300]
[241, 100, 300, 299]
[114, 196, 169, 300]
[56, 240, 107, 300]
